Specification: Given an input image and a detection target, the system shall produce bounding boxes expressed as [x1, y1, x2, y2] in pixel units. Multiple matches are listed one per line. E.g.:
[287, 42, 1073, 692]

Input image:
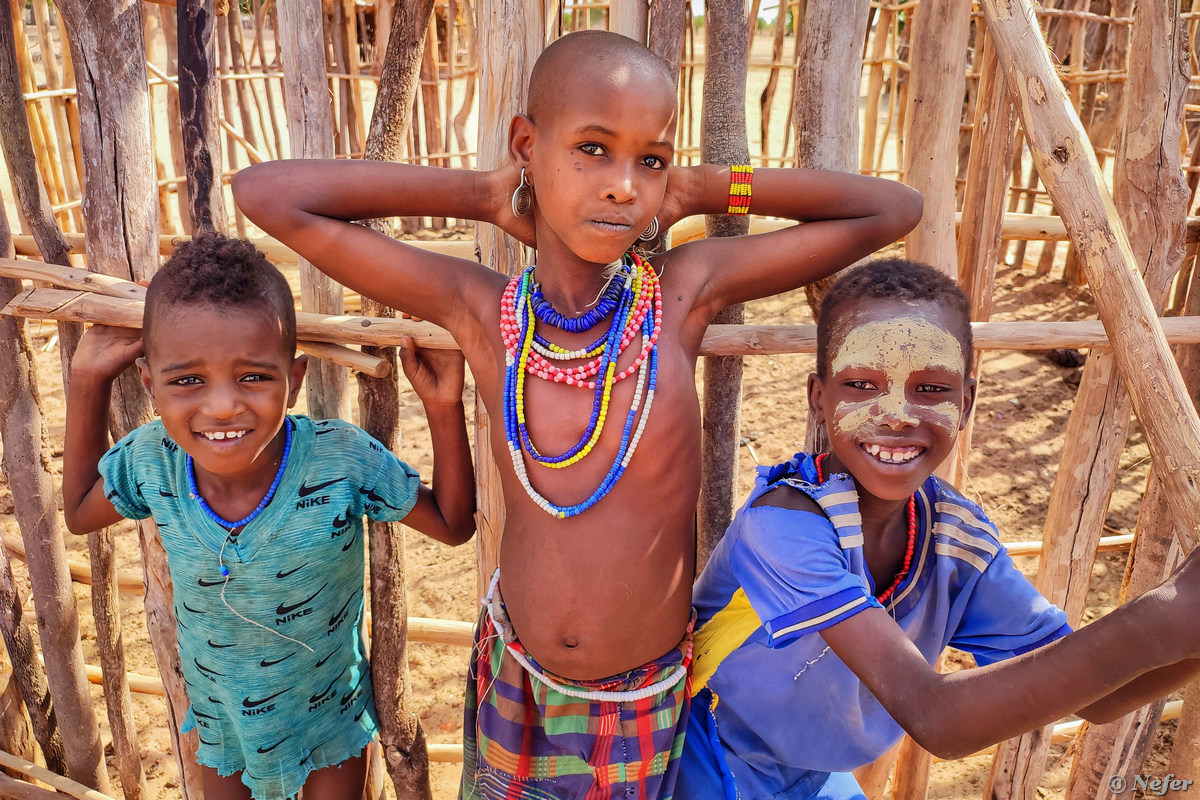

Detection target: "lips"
[860, 442, 924, 464]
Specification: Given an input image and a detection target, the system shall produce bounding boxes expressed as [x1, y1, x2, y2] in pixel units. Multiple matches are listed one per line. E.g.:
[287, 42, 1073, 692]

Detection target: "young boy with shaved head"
[233, 30, 922, 800]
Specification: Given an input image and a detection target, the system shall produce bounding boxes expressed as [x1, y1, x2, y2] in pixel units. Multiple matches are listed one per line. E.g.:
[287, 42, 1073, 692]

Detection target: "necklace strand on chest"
[501, 251, 663, 518]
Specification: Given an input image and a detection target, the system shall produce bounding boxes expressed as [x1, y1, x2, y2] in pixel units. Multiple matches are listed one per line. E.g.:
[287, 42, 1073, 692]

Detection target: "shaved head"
[527, 30, 675, 124]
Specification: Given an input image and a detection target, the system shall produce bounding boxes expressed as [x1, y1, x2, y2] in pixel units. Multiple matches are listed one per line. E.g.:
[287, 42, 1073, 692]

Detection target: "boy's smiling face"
[138, 304, 306, 488]
[512, 65, 676, 267]
[810, 297, 975, 503]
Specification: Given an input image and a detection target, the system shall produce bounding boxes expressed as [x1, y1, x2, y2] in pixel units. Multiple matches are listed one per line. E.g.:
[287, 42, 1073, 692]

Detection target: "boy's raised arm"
[660, 166, 923, 318]
[62, 326, 143, 534]
[232, 160, 524, 330]
[820, 554, 1200, 760]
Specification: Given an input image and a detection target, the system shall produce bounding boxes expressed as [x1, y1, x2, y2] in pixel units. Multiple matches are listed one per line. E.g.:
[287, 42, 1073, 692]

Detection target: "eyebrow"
[158, 359, 283, 373]
[576, 124, 673, 150]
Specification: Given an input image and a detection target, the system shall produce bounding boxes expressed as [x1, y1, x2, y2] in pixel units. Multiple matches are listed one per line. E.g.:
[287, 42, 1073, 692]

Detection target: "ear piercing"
[638, 216, 659, 242]
[512, 168, 534, 217]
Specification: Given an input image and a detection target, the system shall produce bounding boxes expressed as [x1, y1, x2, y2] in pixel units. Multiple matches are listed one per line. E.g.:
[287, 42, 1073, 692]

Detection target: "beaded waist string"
[500, 251, 663, 518]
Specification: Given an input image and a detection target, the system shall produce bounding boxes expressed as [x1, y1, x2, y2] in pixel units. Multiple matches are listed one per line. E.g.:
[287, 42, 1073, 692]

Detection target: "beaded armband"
[728, 164, 753, 215]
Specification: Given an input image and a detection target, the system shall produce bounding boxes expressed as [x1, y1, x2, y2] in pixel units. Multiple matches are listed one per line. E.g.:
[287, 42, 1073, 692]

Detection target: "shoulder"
[104, 420, 179, 466]
[926, 477, 1005, 573]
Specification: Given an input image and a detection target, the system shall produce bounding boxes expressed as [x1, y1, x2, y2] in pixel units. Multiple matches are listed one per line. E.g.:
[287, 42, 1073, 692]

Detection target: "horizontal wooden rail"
[9, 283, 1200, 357]
[0, 751, 116, 800]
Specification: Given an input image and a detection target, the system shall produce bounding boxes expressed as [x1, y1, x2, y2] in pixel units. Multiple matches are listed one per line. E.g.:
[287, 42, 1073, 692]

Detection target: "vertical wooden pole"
[0, 224, 107, 793]
[610, 0, 648, 42]
[474, 0, 544, 598]
[0, 646, 39, 774]
[0, 459, 66, 777]
[357, 2, 437, 797]
[276, 0, 352, 422]
[902, 0, 972, 277]
[1165, 681, 1200, 798]
[951, 22, 1018, 510]
[157, 5, 192, 236]
[177, 0, 226, 234]
[647, 0, 687, 80]
[792, 0, 870, 457]
[758, 1, 788, 163]
[696, 0, 751, 570]
[985, 1, 1190, 795]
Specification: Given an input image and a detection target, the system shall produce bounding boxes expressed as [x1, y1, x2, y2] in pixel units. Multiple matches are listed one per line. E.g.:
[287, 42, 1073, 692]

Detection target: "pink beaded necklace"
[814, 453, 917, 605]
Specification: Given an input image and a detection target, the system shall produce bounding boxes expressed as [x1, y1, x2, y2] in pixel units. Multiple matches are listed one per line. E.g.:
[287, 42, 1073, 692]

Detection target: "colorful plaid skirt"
[459, 575, 693, 800]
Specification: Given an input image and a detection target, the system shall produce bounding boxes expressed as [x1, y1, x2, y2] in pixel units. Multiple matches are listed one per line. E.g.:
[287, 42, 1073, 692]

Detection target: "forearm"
[671, 164, 921, 227]
[233, 160, 502, 230]
[424, 401, 476, 544]
[1077, 658, 1200, 724]
[901, 596, 1181, 758]
[62, 372, 116, 532]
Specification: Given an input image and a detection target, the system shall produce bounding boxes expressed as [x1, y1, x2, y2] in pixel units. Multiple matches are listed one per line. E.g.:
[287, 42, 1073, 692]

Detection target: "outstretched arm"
[231, 160, 527, 332]
[656, 165, 922, 319]
[62, 326, 144, 534]
[394, 338, 476, 545]
[821, 548, 1200, 760]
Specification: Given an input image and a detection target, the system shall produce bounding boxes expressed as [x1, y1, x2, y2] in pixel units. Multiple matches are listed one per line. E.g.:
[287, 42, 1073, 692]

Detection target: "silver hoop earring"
[511, 168, 533, 217]
[638, 216, 659, 242]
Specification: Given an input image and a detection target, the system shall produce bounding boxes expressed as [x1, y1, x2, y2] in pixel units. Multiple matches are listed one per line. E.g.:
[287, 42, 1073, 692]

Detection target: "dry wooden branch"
[0, 751, 117, 800]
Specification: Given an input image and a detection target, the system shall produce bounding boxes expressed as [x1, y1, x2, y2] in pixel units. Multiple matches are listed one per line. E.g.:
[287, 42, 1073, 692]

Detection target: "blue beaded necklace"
[187, 418, 293, 533]
[529, 271, 624, 333]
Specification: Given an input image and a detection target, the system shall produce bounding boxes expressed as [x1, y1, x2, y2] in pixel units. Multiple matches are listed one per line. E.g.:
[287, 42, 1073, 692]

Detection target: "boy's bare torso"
[457, 252, 707, 680]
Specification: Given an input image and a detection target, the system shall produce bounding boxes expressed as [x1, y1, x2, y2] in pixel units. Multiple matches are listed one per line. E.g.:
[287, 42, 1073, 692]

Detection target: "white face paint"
[827, 313, 966, 442]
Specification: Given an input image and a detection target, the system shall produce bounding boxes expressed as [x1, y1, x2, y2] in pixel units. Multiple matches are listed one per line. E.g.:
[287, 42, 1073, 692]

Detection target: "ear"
[807, 372, 826, 428]
[288, 354, 308, 408]
[136, 356, 154, 403]
[959, 376, 978, 430]
[508, 113, 535, 168]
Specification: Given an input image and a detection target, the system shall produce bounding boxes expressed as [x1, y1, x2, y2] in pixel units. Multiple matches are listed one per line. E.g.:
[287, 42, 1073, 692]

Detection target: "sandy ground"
[1, 242, 1181, 799]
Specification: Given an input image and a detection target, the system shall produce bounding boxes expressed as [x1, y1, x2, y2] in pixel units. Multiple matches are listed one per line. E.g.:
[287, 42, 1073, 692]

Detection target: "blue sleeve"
[97, 429, 152, 521]
[361, 439, 421, 524]
[948, 548, 1071, 666]
[728, 505, 881, 647]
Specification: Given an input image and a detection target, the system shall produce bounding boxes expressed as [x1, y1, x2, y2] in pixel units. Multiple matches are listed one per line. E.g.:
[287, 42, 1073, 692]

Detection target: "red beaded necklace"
[813, 453, 917, 605]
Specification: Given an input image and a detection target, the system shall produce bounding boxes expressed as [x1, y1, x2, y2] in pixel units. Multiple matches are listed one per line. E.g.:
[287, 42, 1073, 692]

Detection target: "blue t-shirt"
[100, 415, 420, 800]
[687, 453, 1070, 799]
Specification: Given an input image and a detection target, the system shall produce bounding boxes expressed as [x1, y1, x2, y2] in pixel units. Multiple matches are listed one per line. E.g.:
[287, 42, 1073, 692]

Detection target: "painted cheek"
[832, 400, 876, 438]
[919, 401, 962, 435]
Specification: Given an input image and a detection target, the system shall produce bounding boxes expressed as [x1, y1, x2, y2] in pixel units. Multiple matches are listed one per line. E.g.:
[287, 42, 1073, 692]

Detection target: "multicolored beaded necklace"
[501, 251, 663, 518]
[814, 452, 916, 605]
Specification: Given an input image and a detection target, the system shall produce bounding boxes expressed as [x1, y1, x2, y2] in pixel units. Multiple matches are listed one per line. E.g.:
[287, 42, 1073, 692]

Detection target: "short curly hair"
[816, 257, 973, 378]
[143, 235, 296, 355]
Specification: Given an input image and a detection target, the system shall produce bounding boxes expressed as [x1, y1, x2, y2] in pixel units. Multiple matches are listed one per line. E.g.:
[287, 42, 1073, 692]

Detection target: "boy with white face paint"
[676, 259, 1200, 800]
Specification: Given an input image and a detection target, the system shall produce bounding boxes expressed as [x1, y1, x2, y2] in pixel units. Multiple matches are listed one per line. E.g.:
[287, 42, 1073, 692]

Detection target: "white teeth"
[863, 444, 920, 464]
[202, 430, 246, 441]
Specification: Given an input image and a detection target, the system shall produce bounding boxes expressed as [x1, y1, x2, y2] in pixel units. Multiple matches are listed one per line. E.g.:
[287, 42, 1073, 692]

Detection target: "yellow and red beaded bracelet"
[728, 164, 753, 215]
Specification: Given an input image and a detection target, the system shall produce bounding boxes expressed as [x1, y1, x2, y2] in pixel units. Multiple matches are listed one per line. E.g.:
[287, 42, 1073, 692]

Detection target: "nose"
[202, 382, 242, 419]
[605, 161, 637, 204]
[874, 389, 918, 431]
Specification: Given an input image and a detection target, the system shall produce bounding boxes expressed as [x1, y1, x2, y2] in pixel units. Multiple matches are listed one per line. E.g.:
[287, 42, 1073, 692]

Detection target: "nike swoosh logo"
[193, 709, 219, 720]
[275, 563, 307, 579]
[208, 696, 224, 705]
[158, 488, 176, 498]
[183, 602, 205, 615]
[199, 734, 220, 747]
[309, 666, 348, 704]
[194, 659, 225, 677]
[207, 640, 235, 649]
[359, 487, 401, 510]
[275, 583, 327, 616]
[257, 735, 291, 754]
[260, 652, 295, 667]
[341, 531, 358, 551]
[314, 427, 338, 435]
[315, 644, 342, 669]
[242, 687, 290, 708]
[332, 512, 350, 528]
[198, 577, 226, 587]
[328, 592, 357, 628]
[298, 477, 346, 498]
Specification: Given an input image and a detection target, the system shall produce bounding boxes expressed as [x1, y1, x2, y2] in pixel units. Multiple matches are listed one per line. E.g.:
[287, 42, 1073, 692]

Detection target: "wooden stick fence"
[4, 2, 1200, 799]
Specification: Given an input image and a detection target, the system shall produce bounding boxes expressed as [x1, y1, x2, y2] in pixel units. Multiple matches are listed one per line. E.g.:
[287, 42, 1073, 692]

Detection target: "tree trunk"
[647, 0, 687, 78]
[902, 0, 972, 276]
[358, 1, 437, 796]
[276, 0, 352, 422]
[0, 220, 106, 791]
[177, 0, 226, 235]
[696, 0, 751, 570]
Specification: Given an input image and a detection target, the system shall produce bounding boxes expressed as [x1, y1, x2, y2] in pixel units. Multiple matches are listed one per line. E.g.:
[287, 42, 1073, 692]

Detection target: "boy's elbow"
[890, 184, 924, 235]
